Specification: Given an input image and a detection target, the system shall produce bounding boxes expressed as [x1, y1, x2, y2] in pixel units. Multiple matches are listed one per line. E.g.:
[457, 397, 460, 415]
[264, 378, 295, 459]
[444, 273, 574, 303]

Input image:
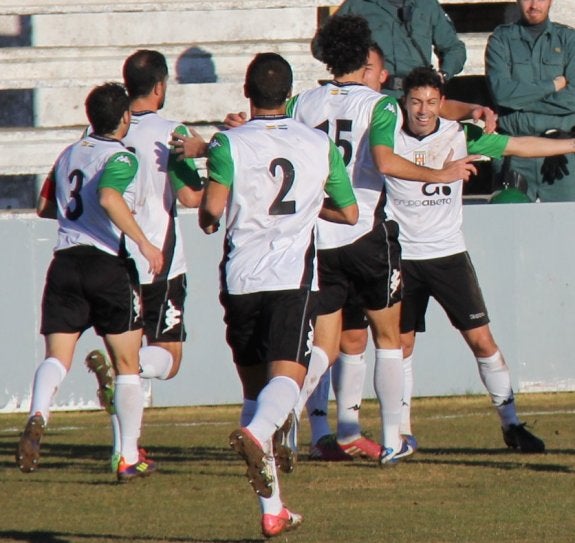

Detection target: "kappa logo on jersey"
[390, 268, 401, 297]
[208, 138, 221, 150]
[162, 299, 182, 333]
[414, 151, 426, 166]
[384, 102, 396, 115]
[115, 154, 133, 166]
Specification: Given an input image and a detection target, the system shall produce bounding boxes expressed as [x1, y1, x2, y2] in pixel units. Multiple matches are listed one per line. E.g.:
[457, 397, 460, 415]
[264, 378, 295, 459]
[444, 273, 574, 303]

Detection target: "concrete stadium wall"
[2, 201, 575, 414]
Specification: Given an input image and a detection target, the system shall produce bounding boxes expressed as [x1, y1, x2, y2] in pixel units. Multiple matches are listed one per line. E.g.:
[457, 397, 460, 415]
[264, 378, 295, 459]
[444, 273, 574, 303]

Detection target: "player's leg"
[17, 332, 78, 473]
[138, 274, 186, 380]
[462, 324, 545, 452]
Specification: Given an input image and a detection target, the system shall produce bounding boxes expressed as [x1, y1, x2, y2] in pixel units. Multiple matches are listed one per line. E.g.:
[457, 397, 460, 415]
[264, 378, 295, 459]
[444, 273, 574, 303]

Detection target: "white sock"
[373, 348, 404, 452]
[306, 369, 332, 445]
[400, 355, 414, 436]
[332, 351, 366, 442]
[258, 437, 283, 516]
[111, 414, 121, 456]
[138, 345, 173, 380]
[247, 376, 300, 446]
[114, 374, 144, 465]
[240, 398, 258, 427]
[30, 357, 68, 423]
[476, 350, 520, 428]
[294, 346, 329, 419]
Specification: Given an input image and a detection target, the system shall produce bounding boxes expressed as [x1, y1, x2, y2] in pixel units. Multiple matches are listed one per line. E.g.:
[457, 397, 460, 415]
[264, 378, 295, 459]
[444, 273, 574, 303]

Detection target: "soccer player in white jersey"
[286, 14, 480, 467]
[16, 83, 164, 481]
[85, 50, 204, 471]
[200, 52, 357, 538]
[387, 67, 575, 452]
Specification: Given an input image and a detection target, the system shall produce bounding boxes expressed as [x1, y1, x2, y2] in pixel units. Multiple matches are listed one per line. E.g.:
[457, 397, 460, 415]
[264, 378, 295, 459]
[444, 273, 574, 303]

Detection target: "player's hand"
[224, 111, 247, 129]
[170, 128, 207, 159]
[471, 106, 498, 134]
[139, 241, 164, 275]
[439, 150, 481, 183]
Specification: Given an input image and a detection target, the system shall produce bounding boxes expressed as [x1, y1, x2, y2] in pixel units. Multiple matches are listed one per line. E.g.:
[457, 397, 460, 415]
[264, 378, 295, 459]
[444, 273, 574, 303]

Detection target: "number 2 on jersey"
[268, 158, 296, 215]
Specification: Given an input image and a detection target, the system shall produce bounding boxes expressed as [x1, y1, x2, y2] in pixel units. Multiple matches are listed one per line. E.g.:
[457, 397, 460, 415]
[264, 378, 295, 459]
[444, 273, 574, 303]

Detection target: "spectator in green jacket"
[486, 0, 575, 202]
[333, 0, 466, 97]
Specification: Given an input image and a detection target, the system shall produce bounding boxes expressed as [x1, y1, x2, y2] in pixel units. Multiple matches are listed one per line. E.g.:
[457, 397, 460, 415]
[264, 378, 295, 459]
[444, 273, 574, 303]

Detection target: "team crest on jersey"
[115, 154, 133, 166]
[414, 151, 426, 166]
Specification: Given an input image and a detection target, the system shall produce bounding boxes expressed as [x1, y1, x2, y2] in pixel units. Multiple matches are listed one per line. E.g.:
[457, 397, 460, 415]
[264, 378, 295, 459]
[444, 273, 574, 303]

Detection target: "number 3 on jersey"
[66, 169, 84, 220]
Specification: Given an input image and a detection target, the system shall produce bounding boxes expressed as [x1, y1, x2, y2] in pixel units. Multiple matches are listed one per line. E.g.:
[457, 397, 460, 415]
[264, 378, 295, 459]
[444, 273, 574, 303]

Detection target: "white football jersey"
[53, 135, 138, 256]
[385, 118, 468, 259]
[289, 83, 402, 250]
[210, 117, 348, 294]
[122, 112, 188, 284]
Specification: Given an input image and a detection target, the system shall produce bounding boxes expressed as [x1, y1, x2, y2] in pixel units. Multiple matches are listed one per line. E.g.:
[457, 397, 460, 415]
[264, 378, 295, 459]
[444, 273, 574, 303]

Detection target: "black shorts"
[317, 220, 402, 316]
[342, 287, 369, 331]
[220, 288, 316, 368]
[400, 252, 490, 334]
[141, 273, 187, 343]
[41, 246, 143, 336]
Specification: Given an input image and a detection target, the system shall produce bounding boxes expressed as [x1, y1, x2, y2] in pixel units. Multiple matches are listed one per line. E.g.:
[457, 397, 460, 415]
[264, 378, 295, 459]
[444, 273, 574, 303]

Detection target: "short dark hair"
[403, 67, 445, 98]
[244, 53, 293, 109]
[312, 15, 372, 77]
[369, 42, 385, 64]
[85, 82, 130, 135]
[123, 49, 168, 99]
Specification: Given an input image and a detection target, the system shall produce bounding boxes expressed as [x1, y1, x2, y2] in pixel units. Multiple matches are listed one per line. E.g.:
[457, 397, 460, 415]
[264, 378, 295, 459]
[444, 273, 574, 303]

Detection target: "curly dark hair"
[403, 67, 445, 97]
[311, 14, 372, 77]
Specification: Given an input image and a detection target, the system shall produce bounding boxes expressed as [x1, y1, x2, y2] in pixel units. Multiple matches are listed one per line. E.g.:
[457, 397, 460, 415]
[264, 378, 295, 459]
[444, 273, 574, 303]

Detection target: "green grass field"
[1, 392, 574, 543]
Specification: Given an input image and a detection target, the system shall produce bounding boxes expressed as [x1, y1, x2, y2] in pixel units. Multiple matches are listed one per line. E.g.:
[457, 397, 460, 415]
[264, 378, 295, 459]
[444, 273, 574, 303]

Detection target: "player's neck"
[333, 67, 365, 86]
[130, 96, 160, 114]
[250, 105, 287, 118]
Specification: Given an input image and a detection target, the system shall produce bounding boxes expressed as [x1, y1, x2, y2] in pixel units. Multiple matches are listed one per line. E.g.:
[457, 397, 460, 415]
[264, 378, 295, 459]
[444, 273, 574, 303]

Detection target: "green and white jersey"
[52, 134, 138, 256]
[123, 112, 200, 284]
[385, 118, 508, 260]
[288, 82, 402, 250]
[208, 116, 354, 295]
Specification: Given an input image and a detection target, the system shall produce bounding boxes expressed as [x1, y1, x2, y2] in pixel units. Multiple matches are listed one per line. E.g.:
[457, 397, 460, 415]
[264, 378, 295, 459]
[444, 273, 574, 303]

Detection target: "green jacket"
[336, 0, 466, 83]
[486, 19, 575, 136]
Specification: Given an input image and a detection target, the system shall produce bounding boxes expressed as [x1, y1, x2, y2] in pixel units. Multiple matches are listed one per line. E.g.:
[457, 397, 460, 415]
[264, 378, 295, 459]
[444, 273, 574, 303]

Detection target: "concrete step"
[0, 126, 214, 176]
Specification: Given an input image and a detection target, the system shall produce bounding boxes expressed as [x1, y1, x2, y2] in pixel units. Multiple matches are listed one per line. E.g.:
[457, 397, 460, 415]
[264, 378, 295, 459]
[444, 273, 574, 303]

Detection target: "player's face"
[404, 86, 444, 137]
[363, 50, 388, 92]
[518, 0, 552, 25]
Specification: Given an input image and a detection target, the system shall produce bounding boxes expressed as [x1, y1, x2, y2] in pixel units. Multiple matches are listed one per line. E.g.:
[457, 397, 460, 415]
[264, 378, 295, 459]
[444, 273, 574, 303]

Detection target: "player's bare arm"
[372, 144, 480, 183]
[319, 199, 358, 225]
[99, 187, 164, 274]
[504, 135, 575, 157]
[440, 100, 498, 134]
[198, 179, 228, 234]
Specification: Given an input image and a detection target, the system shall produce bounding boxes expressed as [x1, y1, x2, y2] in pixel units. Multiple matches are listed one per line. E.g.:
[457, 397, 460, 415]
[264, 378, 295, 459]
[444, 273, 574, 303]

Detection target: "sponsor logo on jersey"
[162, 299, 182, 333]
[265, 124, 288, 130]
[330, 88, 349, 96]
[393, 197, 452, 207]
[80, 140, 95, 148]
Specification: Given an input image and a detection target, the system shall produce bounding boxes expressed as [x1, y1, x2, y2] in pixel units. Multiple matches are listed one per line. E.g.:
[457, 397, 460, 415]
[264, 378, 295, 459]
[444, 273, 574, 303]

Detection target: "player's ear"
[243, 83, 250, 99]
[380, 69, 389, 86]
